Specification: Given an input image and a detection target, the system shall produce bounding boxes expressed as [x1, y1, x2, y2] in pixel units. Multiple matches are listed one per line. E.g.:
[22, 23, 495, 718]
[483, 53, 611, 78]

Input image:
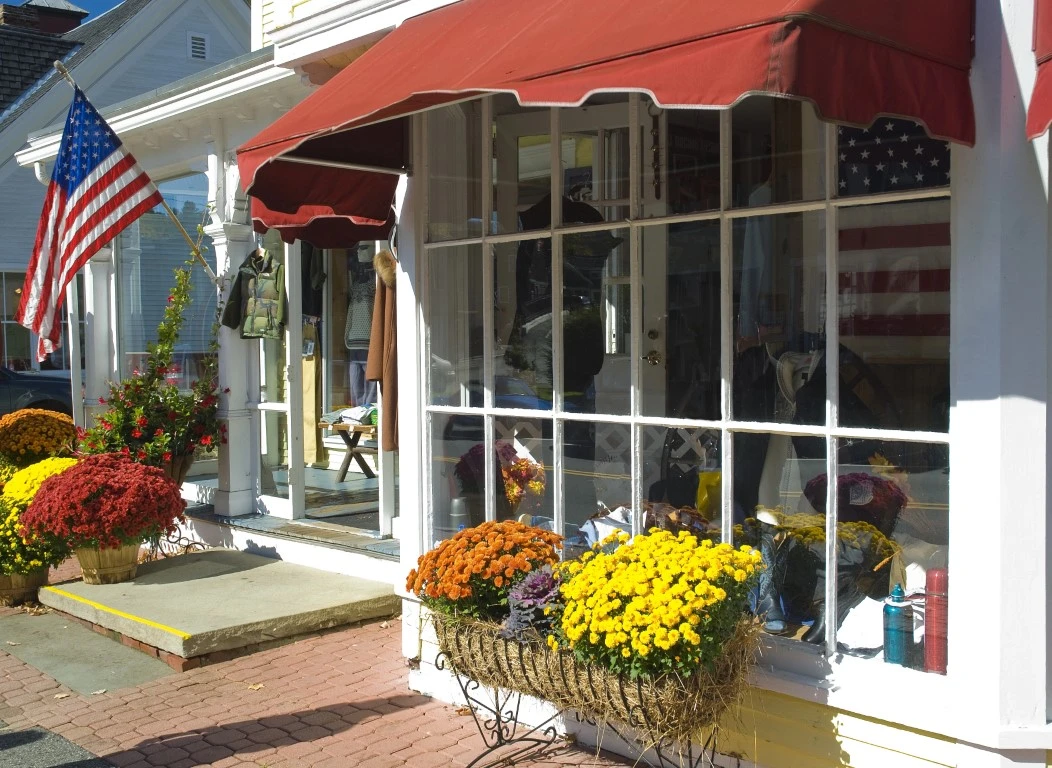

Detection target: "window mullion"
[719, 109, 734, 544]
[823, 121, 840, 656]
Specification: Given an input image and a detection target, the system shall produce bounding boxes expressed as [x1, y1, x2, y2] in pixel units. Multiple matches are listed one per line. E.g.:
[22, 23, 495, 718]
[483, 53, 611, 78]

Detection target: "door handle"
[642, 350, 662, 366]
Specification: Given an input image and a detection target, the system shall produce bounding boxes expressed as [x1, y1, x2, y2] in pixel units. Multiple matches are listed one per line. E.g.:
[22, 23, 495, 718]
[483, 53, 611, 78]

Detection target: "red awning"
[1029, 0, 1052, 138]
[239, 0, 975, 242]
[251, 198, 394, 248]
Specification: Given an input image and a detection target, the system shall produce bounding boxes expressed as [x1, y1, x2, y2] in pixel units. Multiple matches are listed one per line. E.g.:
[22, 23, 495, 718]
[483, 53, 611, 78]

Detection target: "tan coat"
[366, 249, 398, 451]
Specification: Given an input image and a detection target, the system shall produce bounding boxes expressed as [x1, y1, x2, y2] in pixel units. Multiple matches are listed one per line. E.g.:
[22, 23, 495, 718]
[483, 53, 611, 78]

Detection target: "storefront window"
[423, 96, 951, 676]
[117, 174, 216, 384]
[428, 102, 483, 241]
[732, 211, 827, 425]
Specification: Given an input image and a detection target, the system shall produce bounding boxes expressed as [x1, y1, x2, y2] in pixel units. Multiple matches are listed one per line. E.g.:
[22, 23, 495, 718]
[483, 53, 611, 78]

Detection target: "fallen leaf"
[53, 693, 70, 700]
[247, 684, 264, 691]
[380, 621, 390, 629]
[90, 689, 106, 696]
[5, 641, 20, 646]
[455, 706, 473, 716]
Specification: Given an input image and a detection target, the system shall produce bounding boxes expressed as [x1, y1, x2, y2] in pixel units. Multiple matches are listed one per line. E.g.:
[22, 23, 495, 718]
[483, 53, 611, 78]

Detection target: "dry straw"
[432, 613, 760, 747]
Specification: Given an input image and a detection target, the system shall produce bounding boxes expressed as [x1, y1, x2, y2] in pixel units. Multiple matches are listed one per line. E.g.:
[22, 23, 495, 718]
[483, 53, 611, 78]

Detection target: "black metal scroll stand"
[436, 652, 562, 768]
[437, 651, 719, 768]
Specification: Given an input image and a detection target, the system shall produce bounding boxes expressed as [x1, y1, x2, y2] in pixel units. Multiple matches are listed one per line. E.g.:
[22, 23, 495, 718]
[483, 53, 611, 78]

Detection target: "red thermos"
[924, 568, 948, 674]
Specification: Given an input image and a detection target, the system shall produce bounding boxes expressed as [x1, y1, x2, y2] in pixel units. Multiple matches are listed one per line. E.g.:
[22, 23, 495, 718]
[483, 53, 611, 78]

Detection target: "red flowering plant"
[20, 454, 186, 550]
[80, 262, 227, 466]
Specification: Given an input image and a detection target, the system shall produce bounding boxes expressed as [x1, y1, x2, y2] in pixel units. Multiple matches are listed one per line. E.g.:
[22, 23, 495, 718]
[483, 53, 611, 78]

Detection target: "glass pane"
[733, 211, 826, 424]
[494, 416, 553, 526]
[329, 244, 378, 409]
[731, 97, 825, 208]
[259, 337, 287, 404]
[641, 221, 720, 420]
[432, 413, 487, 543]
[733, 433, 826, 640]
[836, 119, 951, 198]
[563, 228, 628, 415]
[837, 200, 950, 432]
[493, 95, 551, 235]
[428, 245, 484, 407]
[259, 410, 289, 498]
[118, 174, 216, 380]
[659, 109, 721, 216]
[640, 425, 722, 538]
[495, 238, 553, 410]
[3, 324, 31, 371]
[834, 440, 948, 673]
[427, 102, 483, 241]
[3, 273, 20, 320]
[561, 97, 630, 222]
[562, 421, 631, 558]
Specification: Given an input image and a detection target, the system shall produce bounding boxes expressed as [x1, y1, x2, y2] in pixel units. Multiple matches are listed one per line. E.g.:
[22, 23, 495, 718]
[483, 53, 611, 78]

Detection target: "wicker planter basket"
[432, 613, 760, 745]
[0, 568, 48, 606]
[75, 542, 141, 585]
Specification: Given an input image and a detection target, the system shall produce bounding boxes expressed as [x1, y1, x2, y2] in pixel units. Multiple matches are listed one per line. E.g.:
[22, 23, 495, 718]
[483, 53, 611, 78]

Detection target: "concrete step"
[38, 549, 400, 663]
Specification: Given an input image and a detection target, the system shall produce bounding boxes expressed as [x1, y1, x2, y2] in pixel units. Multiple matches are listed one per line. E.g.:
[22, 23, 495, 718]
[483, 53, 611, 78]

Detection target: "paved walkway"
[0, 568, 631, 768]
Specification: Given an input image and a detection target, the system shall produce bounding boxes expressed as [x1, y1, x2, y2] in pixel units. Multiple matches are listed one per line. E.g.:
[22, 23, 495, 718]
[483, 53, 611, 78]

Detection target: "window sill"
[753, 634, 957, 738]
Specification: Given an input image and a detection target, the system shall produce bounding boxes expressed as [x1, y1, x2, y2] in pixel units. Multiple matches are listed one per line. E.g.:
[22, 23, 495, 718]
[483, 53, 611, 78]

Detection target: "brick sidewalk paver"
[0, 605, 632, 768]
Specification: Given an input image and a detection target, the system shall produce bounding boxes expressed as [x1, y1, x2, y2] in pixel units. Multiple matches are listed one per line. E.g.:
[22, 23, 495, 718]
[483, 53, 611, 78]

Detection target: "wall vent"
[187, 33, 208, 60]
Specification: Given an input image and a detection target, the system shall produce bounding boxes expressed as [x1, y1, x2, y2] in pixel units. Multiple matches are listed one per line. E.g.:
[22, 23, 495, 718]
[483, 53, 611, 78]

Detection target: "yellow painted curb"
[41, 586, 192, 640]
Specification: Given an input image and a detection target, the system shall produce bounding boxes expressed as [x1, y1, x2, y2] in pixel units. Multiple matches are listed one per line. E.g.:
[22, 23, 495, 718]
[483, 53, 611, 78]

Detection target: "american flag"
[837, 118, 951, 197]
[17, 87, 163, 361]
[837, 120, 951, 350]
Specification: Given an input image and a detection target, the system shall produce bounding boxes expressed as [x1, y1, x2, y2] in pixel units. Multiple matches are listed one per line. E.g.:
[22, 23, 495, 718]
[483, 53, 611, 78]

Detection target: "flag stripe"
[839, 268, 951, 294]
[54, 152, 137, 260]
[18, 184, 64, 328]
[840, 314, 950, 337]
[839, 223, 951, 251]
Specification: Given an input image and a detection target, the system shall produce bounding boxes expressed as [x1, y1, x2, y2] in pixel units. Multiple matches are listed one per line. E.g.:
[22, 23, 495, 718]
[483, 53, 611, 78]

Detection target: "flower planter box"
[0, 568, 48, 605]
[432, 613, 759, 749]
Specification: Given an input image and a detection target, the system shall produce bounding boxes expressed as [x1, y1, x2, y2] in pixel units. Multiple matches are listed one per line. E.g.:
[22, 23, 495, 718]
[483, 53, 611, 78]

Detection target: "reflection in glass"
[731, 97, 824, 208]
[494, 417, 553, 525]
[641, 222, 720, 420]
[837, 200, 950, 432]
[495, 238, 553, 409]
[118, 174, 217, 380]
[834, 440, 948, 671]
[427, 102, 483, 241]
[640, 425, 722, 538]
[561, 420, 630, 556]
[564, 229, 628, 415]
[660, 109, 721, 216]
[733, 434, 826, 639]
[836, 118, 951, 199]
[428, 245, 484, 406]
[432, 413, 487, 544]
[732, 211, 826, 425]
[561, 99, 630, 222]
[493, 95, 551, 234]
[259, 410, 289, 498]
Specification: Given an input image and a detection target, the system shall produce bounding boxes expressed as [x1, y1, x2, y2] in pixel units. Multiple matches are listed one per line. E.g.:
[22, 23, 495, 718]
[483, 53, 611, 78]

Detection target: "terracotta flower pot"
[161, 454, 195, 485]
[0, 567, 48, 605]
[75, 542, 141, 585]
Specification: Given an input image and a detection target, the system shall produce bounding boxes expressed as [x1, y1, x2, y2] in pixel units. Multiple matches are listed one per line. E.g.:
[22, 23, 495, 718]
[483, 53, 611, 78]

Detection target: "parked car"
[0, 368, 73, 417]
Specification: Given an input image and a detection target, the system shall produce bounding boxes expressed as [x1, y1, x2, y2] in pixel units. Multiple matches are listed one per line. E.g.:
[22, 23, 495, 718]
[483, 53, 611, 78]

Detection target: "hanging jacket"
[366, 249, 397, 450]
[221, 249, 287, 340]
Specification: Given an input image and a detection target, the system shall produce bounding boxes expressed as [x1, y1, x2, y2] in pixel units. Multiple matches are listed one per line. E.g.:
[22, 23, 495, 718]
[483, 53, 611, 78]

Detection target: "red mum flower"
[130, 429, 142, 439]
[200, 435, 213, 447]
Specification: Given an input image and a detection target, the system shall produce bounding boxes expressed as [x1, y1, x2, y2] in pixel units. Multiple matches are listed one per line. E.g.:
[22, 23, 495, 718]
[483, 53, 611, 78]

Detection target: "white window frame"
[417, 95, 955, 731]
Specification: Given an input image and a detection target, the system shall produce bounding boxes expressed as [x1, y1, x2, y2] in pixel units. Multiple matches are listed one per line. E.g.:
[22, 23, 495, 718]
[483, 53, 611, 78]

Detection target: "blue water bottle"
[883, 583, 913, 666]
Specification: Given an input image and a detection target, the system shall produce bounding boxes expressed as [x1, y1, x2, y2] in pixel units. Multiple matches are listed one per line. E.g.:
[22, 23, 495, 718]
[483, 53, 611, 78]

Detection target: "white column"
[82, 246, 117, 426]
[205, 221, 256, 517]
[950, 0, 1049, 751]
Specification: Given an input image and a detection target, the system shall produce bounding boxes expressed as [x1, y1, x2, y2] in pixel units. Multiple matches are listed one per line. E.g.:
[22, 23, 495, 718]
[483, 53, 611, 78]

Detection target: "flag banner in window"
[17, 87, 163, 362]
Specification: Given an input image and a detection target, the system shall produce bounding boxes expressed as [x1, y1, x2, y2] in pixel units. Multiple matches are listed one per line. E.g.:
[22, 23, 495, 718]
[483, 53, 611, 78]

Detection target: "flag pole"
[52, 61, 218, 285]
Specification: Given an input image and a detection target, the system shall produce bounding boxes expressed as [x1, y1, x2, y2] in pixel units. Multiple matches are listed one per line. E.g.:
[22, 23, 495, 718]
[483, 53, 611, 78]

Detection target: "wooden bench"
[319, 422, 378, 481]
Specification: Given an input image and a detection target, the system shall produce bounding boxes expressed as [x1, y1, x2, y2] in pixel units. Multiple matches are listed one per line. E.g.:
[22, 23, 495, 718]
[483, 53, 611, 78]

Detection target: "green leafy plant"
[80, 246, 226, 465]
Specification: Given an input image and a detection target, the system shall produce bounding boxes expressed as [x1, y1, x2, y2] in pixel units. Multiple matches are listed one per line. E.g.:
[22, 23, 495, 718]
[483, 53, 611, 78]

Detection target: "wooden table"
[319, 422, 377, 481]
